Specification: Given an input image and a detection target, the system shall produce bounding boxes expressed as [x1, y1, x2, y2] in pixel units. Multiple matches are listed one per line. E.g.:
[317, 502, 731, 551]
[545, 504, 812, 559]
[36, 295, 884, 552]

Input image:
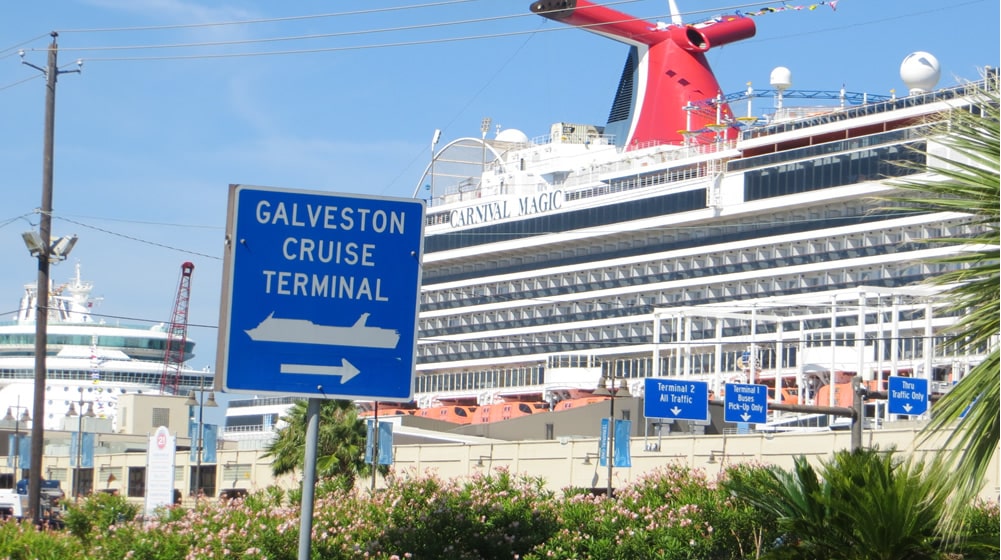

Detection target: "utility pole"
[22, 31, 80, 526]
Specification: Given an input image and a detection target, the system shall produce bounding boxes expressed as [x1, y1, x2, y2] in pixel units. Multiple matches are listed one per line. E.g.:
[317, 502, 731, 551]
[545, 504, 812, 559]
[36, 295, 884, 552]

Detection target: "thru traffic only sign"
[887, 376, 928, 415]
[644, 378, 709, 421]
[217, 184, 425, 401]
[724, 383, 768, 424]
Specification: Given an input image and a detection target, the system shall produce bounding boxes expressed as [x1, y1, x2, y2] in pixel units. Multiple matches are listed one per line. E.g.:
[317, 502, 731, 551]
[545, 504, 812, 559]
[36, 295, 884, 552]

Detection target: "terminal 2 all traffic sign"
[217, 184, 425, 401]
[887, 376, 929, 415]
[724, 383, 768, 424]
[644, 378, 709, 421]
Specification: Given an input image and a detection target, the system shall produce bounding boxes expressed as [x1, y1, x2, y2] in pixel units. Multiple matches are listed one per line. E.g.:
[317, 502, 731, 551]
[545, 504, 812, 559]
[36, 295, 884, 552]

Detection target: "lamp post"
[594, 375, 631, 497]
[67, 388, 96, 501]
[3, 399, 31, 480]
[480, 117, 491, 173]
[185, 380, 217, 508]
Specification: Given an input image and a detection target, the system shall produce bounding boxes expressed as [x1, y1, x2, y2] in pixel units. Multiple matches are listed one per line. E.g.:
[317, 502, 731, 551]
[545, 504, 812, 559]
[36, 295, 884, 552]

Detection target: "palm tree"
[723, 448, 998, 559]
[884, 74, 999, 513]
[262, 399, 370, 487]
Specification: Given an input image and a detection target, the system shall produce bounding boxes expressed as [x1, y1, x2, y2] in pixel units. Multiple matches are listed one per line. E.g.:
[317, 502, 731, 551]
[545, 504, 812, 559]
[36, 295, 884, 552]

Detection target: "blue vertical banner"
[614, 419, 632, 468]
[189, 422, 218, 462]
[69, 432, 96, 468]
[365, 420, 394, 465]
[202, 424, 218, 463]
[189, 420, 198, 462]
[598, 419, 632, 467]
[5, 435, 15, 468]
[598, 418, 610, 466]
[17, 436, 30, 470]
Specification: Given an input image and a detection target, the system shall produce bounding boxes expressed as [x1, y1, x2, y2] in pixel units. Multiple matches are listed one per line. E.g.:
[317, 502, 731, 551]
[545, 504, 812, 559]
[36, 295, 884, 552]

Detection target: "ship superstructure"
[408, 1, 995, 416]
[0, 263, 210, 430]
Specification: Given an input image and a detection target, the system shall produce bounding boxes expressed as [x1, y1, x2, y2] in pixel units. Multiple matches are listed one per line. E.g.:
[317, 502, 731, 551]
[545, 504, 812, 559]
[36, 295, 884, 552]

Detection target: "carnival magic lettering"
[449, 191, 564, 228]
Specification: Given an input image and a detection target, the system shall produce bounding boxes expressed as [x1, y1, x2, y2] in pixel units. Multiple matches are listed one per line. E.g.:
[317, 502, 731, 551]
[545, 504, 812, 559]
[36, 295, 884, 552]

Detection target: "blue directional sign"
[644, 378, 709, 421]
[724, 383, 768, 424]
[887, 376, 928, 415]
[218, 184, 425, 401]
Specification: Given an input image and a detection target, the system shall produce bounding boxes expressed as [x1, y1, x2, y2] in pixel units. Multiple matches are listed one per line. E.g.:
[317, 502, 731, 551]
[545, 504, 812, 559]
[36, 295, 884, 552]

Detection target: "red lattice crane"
[161, 262, 195, 395]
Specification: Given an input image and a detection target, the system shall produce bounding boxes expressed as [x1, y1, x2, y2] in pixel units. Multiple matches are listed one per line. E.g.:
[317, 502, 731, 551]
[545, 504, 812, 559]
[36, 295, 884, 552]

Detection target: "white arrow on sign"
[670, 406, 682, 416]
[902, 403, 913, 413]
[280, 359, 361, 383]
[741, 413, 752, 422]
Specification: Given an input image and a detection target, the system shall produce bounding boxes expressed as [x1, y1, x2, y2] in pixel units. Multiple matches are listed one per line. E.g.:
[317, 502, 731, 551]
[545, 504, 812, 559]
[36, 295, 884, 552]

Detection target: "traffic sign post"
[723, 383, 768, 424]
[217, 184, 425, 401]
[887, 376, 928, 415]
[644, 378, 709, 421]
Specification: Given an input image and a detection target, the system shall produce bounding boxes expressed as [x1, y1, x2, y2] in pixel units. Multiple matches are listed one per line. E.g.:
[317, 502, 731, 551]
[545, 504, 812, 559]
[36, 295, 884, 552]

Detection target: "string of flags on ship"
[738, 1, 839, 16]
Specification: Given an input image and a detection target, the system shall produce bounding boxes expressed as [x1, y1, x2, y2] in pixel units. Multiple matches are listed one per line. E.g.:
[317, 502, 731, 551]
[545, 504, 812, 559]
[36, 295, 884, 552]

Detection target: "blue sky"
[1, 0, 997, 398]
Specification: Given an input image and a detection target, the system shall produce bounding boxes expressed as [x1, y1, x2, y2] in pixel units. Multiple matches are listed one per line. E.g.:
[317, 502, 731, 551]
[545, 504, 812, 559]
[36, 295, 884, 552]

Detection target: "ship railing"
[227, 395, 303, 409]
[742, 77, 992, 141]
[560, 139, 735, 192]
[222, 425, 273, 434]
[527, 131, 618, 147]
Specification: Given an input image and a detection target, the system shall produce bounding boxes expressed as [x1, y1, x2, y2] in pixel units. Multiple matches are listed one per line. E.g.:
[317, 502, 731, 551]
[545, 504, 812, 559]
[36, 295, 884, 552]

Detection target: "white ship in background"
[0, 264, 210, 431]
[227, 1, 996, 437]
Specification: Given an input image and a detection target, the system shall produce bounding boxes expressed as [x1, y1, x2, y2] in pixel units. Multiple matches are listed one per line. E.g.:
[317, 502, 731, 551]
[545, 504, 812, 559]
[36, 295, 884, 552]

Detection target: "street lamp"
[185, 383, 217, 507]
[594, 375, 631, 497]
[3, 400, 31, 480]
[66, 390, 96, 501]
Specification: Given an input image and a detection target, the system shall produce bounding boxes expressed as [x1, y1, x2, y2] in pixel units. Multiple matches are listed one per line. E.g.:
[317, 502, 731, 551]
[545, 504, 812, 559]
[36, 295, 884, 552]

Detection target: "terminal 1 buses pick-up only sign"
[217, 184, 425, 401]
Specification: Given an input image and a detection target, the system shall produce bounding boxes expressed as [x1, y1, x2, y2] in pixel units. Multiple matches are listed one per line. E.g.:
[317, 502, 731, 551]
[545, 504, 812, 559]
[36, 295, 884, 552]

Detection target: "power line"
[57, 0, 483, 33]
[60, 212, 223, 230]
[55, 215, 222, 260]
[0, 33, 50, 58]
[65, 11, 672, 63]
[53, 10, 535, 54]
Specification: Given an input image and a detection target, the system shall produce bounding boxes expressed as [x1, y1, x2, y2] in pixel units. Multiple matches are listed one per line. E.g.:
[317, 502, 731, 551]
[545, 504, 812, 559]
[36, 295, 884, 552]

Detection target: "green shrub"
[63, 491, 140, 545]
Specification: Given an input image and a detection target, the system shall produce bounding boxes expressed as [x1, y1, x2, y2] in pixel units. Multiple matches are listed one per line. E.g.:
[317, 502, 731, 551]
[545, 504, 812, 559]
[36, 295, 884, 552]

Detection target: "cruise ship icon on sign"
[245, 312, 400, 349]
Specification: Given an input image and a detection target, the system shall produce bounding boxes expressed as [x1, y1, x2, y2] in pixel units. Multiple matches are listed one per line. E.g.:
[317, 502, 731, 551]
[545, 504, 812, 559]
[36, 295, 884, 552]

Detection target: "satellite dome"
[900, 52, 940, 94]
[495, 128, 530, 144]
[770, 66, 792, 91]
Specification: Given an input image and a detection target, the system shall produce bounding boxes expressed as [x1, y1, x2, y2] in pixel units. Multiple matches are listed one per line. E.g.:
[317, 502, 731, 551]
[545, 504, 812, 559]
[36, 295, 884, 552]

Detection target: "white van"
[0, 489, 28, 519]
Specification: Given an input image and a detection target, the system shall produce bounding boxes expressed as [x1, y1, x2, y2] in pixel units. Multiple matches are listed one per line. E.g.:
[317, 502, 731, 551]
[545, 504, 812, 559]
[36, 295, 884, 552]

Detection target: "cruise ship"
[225, 1, 995, 437]
[0, 264, 211, 431]
[407, 1, 994, 414]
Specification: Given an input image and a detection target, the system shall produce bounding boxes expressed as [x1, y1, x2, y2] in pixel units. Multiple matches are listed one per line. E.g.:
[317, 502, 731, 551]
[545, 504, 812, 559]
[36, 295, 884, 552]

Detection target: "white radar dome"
[770, 66, 792, 91]
[900, 52, 940, 94]
[495, 128, 530, 144]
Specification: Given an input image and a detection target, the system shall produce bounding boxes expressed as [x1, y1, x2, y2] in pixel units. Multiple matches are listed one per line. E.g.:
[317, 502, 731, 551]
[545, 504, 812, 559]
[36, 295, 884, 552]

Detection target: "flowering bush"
[0, 461, 995, 559]
[524, 462, 774, 560]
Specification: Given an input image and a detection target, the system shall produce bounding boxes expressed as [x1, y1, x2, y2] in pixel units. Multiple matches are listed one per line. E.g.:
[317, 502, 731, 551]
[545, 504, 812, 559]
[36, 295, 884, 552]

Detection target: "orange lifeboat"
[472, 402, 548, 424]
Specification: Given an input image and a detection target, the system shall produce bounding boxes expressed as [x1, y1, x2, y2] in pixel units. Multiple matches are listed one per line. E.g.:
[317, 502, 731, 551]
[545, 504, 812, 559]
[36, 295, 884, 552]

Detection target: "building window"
[127, 467, 146, 498]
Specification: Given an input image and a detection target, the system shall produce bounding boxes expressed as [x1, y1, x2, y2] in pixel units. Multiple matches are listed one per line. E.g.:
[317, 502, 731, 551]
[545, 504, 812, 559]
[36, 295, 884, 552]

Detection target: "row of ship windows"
[424, 188, 705, 254]
[423, 198, 896, 287]
[0, 334, 193, 355]
[415, 271, 933, 365]
[419, 220, 967, 332]
[421, 250, 949, 336]
[414, 335, 958, 395]
[423, 163, 704, 228]
[0, 368, 202, 389]
[421, 274, 941, 360]
[415, 366, 544, 394]
[729, 126, 927, 173]
[744, 142, 925, 201]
